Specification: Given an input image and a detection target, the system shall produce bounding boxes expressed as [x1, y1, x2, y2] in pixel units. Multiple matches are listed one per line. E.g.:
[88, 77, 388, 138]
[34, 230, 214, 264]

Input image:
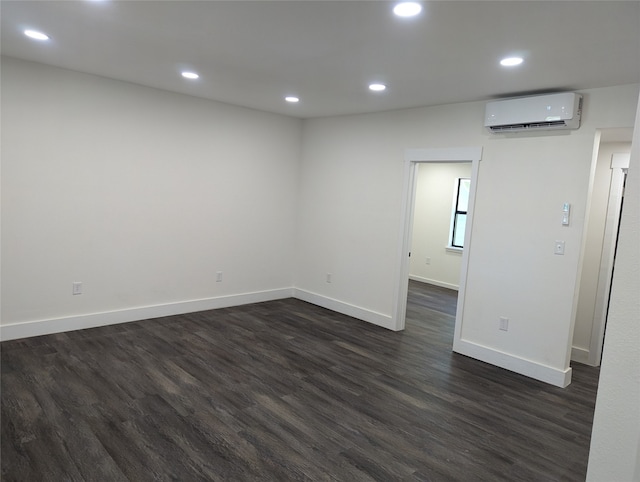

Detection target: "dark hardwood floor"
[1, 280, 600, 481]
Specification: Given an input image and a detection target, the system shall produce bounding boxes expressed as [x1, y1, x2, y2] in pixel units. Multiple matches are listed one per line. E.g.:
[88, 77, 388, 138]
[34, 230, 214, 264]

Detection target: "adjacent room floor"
[1, 280, 600, 481]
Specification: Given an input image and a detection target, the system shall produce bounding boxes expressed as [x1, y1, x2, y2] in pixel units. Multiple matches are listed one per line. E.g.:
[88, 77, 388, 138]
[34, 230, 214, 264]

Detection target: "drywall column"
[586, 95, 640, 481]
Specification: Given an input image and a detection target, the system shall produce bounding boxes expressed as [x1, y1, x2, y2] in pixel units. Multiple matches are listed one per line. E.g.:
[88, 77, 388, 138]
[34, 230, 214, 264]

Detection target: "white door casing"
[392, 147, 482, 335]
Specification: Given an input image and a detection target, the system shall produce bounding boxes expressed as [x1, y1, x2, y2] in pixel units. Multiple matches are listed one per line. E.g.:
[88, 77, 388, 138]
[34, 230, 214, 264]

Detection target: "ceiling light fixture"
[500, 57, 524, 67]
[285, 96, 300, 103]
[181, 71, 199, 80]
[393, 2, 422, 17]
[24, 29, 50, 41]
[369, 83, 387, 92]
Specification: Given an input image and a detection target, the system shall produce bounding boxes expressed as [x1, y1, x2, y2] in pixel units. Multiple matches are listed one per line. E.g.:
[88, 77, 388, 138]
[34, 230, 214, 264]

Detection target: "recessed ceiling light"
[285, 96, 300, 103]
[369, 83, 387, 92]
[181, 71, 199, 80]
[24, 30, 50, 41]
[393, 2, 422, 17]
[500, 57, 524, 67]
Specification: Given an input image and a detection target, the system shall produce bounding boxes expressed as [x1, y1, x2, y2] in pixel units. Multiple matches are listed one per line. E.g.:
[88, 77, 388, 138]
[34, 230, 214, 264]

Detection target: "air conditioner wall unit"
[484, 92, 583, 133]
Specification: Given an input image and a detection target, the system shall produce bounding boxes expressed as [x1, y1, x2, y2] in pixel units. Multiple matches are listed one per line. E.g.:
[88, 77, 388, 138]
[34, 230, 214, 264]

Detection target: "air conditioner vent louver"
[484, 93, 582, 134]
[489, 120, 568, 133]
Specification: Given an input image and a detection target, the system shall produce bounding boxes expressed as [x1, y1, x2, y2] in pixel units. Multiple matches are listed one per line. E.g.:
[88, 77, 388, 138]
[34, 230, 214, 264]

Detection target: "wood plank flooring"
[1, 280, 600, 481]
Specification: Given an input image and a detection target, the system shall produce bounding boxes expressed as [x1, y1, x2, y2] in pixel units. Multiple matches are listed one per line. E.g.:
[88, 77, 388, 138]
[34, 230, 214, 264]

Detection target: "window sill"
[445, 246, 463, 254]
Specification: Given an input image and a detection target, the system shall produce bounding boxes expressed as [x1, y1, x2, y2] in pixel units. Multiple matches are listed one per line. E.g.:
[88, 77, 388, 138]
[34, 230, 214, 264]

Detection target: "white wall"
[586, 94, 640, 482]
[573, 141, 631, 363]
[1, 57, 302, 337]
[409, 162, 472, 289]
[295, 84, 639, 386]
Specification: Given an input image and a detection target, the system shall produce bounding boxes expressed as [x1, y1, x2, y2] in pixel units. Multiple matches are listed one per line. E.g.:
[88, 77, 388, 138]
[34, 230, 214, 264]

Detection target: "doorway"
[408, 161, 472, 292]
[573, 129, 632, 366]
[392, 147, 482, 338]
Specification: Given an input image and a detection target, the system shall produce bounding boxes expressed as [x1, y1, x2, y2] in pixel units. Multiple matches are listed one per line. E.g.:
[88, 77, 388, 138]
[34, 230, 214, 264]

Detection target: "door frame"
[392, 147, 482, 332]
[589, 152, 630, 365]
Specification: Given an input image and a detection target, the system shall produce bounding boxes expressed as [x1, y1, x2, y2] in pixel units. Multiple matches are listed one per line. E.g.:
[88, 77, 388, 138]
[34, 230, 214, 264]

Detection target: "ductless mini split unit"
[484, 92, 583, 133]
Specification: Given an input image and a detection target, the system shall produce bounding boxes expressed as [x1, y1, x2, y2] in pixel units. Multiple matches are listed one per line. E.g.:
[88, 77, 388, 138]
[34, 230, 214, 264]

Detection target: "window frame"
[449, 177, 470, 249]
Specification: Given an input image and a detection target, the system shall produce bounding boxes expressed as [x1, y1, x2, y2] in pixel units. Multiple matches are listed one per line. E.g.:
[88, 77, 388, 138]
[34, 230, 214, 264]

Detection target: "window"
[450, 178, 470, 249]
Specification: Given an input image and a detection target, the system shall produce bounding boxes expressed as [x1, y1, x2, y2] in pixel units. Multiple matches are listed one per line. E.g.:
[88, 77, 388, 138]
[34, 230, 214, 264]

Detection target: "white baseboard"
[453, 338, 572, 388]
[408, 275, 459, 291]
[0, 288, 294, 342]
[570, 346, 591, 365]
[2, 287, 575, 389]
[293, 289, 396, 331]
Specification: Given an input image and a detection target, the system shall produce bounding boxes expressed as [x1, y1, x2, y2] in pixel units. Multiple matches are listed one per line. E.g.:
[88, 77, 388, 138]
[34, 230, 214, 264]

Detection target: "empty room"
[1, 1, 639, 481]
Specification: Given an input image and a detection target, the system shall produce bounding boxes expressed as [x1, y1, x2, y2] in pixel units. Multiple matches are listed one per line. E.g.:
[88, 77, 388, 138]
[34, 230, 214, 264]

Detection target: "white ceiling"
[1, 0, 639, 119]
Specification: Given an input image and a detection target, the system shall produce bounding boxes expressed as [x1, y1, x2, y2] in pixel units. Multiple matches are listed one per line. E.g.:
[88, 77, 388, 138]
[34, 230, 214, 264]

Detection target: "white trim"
[293, 288, 396, 331]
[392, 160, 418, 331]
[408, 275, 459, 291]
[0, 288, 294, 341]
[571, 346, 591, 365]
[589, 157, 629, 366]
[393, 147, 482, 335]
[2, 286, 397, 341]
[453, 338, 573, 388]
[445, 246, 463, 254]
[611, 152, 631, 169]
[569, 130, 603, 366]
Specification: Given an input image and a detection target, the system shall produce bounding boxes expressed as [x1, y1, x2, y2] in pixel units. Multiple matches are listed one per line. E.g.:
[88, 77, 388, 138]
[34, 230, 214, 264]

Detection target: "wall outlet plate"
[499, 317, 509, 331]
[72, 282, 83, 295]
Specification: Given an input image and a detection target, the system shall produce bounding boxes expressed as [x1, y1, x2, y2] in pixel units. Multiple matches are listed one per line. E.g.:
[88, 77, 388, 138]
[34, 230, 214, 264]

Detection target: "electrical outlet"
[216, 271, 223, 282]
[72, 282, 83, 295]
[554, 240, 565, 255]
[326, 273, 332, 283]
[425, 257, 431, 265]
[499, 317, 509, 331]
